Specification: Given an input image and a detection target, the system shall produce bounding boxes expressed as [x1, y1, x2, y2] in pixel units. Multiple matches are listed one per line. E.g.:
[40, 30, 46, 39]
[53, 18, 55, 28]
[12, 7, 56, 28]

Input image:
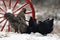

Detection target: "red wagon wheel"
[0, 0, 35, 32]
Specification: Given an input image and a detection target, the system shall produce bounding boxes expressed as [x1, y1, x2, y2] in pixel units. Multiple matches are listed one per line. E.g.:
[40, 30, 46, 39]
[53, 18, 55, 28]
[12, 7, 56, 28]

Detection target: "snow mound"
[0, 32, 60, 40]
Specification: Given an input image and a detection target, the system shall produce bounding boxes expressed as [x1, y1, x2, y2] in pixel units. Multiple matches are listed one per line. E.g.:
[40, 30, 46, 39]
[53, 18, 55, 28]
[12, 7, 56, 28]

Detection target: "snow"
[0, 32, 60, 40]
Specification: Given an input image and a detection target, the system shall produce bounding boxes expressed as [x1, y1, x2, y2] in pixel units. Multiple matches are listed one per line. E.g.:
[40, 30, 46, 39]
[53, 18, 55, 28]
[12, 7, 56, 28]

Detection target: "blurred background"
[0, 0, 60, 34]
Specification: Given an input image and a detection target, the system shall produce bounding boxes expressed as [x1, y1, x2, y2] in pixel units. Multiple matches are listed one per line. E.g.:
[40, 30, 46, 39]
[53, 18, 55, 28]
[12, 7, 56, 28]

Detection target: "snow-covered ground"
[0, 32, 60, 40]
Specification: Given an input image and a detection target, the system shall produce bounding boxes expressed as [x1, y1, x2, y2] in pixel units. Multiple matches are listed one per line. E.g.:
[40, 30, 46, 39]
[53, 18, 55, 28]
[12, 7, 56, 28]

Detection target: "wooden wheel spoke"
[12, 0, 19, 11]
[0, 7, 6, 13]
[25, 12, 32, 14]
[8, 23, 10, 32]
[13, 3, 28, 14]
[9, 0, 12, 9]
[1, 19, 8, 31]
[0, 19, 5, 23]
[0, 16, 4, 18]
[2, 0, 7, 10]
[0, 13, 4, 15]
[25, 20, 29, 22]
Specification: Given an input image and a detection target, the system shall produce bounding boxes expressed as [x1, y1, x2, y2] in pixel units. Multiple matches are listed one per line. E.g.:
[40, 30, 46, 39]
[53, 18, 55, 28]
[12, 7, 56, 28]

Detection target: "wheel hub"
[4, 13, 12, 19]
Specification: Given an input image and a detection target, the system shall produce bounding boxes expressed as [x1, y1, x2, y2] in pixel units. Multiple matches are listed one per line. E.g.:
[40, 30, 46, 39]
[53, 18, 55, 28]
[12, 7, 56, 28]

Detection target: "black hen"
[38, 18, 54, 35]
[26, 17, 37, 34]
[27, 17, 54, 35]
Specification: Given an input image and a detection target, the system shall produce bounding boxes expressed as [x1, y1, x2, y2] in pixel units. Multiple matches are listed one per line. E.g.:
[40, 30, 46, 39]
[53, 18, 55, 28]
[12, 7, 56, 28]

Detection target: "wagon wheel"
[0, 0, 35, 32]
